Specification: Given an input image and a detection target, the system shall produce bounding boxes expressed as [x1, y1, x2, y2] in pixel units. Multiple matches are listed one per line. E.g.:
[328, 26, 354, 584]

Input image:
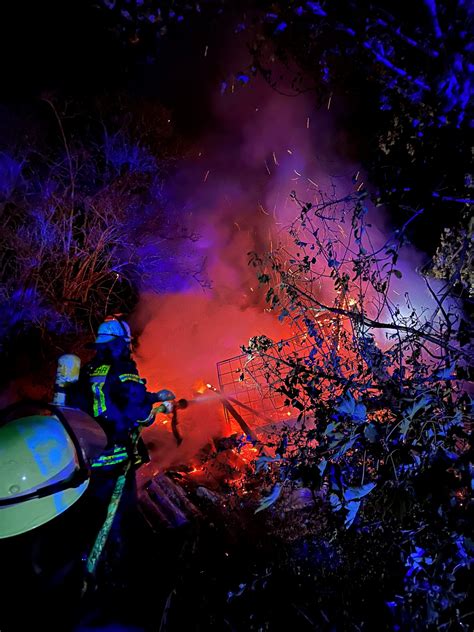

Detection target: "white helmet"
[95, 317, 131, 345]
[0, 414, 89, 538]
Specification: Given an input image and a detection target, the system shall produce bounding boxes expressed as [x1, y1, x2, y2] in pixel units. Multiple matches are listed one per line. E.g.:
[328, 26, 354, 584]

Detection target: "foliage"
[0, 97, 196, 381]
[239, 187, 473, 628]
[431, 209, 474, 297]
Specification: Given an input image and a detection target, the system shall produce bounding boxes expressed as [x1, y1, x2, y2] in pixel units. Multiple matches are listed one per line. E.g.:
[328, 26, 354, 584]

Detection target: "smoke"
[132, 74, 345, 466]
[132, 61, 442, 468]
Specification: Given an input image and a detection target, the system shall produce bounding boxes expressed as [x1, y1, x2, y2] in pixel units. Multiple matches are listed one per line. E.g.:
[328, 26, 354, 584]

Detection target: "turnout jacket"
[72, 357, 156, 448]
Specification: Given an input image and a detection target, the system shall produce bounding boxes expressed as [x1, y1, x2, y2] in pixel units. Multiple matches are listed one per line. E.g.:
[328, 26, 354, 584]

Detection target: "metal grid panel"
[216, 334, 316, 429]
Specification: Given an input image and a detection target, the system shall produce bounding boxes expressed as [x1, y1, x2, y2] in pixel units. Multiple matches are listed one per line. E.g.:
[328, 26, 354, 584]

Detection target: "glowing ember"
[193, 379, 209, 394]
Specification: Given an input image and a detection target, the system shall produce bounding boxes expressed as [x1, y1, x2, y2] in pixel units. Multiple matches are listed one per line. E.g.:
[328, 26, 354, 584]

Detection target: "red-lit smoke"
[132, 71, 445, 470]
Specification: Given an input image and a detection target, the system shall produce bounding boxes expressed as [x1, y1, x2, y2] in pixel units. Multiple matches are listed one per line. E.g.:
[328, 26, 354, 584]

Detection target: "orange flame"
[193, 379, 208, 394]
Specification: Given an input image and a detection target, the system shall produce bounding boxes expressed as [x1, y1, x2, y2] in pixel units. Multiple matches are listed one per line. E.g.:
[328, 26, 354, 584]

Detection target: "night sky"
[0, 0, 457, 254]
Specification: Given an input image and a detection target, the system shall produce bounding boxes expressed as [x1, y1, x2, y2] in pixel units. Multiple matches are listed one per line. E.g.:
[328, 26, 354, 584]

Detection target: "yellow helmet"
[0, 414, 89, 539]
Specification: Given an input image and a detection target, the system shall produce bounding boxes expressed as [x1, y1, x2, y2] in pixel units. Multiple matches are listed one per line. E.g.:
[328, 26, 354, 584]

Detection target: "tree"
[240, 185, 473, 629]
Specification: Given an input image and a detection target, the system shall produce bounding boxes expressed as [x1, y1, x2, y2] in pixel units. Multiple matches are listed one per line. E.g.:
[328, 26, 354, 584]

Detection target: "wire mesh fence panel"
[216, 334, 318, 429]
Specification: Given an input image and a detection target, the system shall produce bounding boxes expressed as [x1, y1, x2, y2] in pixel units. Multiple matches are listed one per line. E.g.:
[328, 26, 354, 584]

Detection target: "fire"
[233, 443, 261, 466]
[193, 379, 209, 394]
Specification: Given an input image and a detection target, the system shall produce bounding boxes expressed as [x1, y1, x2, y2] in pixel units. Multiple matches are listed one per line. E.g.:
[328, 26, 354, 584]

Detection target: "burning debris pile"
[137, 332, 334, 533]
[138, 426, 326, 544]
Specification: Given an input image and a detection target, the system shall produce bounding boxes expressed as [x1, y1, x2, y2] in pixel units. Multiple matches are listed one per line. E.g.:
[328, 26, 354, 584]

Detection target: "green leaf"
[400, 416, 412, 440]
[333, 435, 357, 459]
[434, 364, 456, 380]
[318, 458, 328, 476]
[324, 422, 339, 436]
[278, 308, 289, 322]
[406, 396, 431, 418]
[344, 482, 376, 502]
[337, 392, 367, 422]
[364, 423, 379, 443]
[329, 493, 342, 511]
[344, 500, 361, 528]
[254, 483, 282, 514]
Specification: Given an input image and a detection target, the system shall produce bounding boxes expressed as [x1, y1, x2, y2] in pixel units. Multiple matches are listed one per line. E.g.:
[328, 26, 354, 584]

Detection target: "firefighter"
[71, 316, 174, 457]
[70, 316, 175, 610]
[0, 409, 102, 631]
[0, 319, 175, 629]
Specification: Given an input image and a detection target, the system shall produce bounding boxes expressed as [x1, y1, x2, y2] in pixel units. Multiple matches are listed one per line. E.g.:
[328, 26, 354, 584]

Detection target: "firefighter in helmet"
[0, 406, 107, 631]
[70, 316, 175, 610]
[72, 315, 175, 461]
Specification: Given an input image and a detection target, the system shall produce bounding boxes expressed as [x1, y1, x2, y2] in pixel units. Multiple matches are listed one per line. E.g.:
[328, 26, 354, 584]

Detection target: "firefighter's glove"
[153, 400, 174, 415]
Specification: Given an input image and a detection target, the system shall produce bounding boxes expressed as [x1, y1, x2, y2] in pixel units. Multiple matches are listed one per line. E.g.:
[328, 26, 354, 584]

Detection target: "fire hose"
[84, 459, 131, 585]
[158, 399, 188, 446]
[83, 398, 187, 592]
